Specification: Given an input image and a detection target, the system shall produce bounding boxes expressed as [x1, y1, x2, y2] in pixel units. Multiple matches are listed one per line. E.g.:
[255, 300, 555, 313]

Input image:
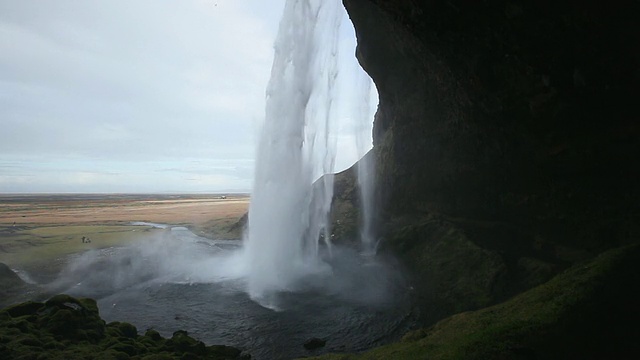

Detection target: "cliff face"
[342, 0, 640, 321]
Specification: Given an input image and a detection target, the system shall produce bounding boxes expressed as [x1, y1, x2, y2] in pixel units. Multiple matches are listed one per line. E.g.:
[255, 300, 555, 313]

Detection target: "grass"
[0, 225, 160, 269]
[193, 216, 245, 240]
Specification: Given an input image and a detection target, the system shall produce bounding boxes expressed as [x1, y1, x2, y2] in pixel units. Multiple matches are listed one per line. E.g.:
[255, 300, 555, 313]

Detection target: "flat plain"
[0, 193, 249, 271]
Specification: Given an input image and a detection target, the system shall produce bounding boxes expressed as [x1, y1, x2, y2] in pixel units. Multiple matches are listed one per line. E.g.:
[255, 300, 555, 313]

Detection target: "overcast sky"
[0, 0, 372, 193]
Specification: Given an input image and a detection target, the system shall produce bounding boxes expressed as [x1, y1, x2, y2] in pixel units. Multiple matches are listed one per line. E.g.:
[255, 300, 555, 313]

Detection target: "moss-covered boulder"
[383, 217, 509, 323]
[0, 294, 247, 359]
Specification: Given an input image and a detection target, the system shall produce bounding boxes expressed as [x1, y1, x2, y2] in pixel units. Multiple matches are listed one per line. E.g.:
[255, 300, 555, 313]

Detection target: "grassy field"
[0, 224, 159, 269]
[0, 194, 249, 274]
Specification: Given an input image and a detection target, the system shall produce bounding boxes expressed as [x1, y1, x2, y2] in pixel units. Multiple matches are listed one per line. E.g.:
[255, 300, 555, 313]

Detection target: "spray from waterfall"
[243, 0, 344, 305]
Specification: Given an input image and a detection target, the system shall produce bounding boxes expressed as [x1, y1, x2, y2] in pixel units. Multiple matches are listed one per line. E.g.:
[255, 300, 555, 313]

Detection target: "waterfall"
[243, 0, 344, 305]
[353, 71, 377, 255]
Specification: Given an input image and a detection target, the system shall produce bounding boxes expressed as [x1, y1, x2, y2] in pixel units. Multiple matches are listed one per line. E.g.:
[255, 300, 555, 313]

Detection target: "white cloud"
[0, 0, 374, 193]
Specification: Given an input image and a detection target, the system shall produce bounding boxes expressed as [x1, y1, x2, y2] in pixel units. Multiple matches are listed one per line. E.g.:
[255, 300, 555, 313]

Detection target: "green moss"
[16, 337, 42, 347]
[77, 298, 99, 315]
[385, 218, 508, 319]
[144, 329, 163, 342]
[3, 302, 43, 318]
[165, 330, 207, 356]
[107, 342, 137, 356]
[105, 324, 123, 339]
[116, 322, 138, 339]
[95, 350, 131, 360]
[43, 340, 64, 350]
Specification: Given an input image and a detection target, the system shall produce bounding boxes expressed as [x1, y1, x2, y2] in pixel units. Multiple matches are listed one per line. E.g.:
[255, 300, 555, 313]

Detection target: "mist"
[47, 226, 406, 311]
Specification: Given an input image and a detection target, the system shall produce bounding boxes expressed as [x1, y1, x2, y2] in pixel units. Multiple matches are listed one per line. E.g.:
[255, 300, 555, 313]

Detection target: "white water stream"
[242, 0, 378, 306]
[243, 0, 343, 305]
[354, 68, 377, 255]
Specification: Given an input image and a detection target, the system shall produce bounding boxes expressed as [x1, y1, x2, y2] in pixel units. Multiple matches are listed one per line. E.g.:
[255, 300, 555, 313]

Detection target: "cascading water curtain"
[354, 71, 377, 255]
[243, 0, 343, 306]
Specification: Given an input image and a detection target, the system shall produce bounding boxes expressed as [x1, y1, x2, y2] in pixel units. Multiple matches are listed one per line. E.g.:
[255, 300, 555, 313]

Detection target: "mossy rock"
[44, 294, 83, 309]
[94, 350, 131, 360]
[105, 325, 123, 338]
[3, 302, 43, 318]
[77, 298, 100, 315]
[166, 330, 206, 355]
[9, 318, 36, 333]
[43, 340, 64, 350]
[384, 218, 508, 322]
[16, 337, 43, 347]
[116, 322, 138, 339]
[144, 329, 163, 342]
[108, 342, 137, 356]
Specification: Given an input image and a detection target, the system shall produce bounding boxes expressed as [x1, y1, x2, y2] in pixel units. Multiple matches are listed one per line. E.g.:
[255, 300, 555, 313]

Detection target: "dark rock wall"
[342, 0, 640, 321]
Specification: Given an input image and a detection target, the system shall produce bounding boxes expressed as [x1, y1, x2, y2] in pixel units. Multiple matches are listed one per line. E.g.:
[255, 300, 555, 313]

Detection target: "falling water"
[346, 42, 378, 255]
[354, 75, 377, 255]
[243, 0, 344, 305]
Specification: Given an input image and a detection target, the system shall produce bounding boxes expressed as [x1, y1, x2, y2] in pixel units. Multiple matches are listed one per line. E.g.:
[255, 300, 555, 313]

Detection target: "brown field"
[0, 193, 249, 226]
[0, 194, 249, 271]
